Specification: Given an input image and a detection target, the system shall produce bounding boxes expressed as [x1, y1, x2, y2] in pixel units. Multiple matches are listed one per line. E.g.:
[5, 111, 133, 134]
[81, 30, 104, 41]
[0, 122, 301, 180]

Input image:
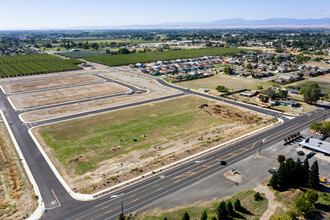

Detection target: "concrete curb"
[28, 129, 94, 201]
[0, 110, 45, 220]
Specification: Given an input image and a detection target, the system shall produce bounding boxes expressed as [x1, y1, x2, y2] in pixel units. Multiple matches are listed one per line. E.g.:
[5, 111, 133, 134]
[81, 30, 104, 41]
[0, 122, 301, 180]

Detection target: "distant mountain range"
[74, 18, 330, 30]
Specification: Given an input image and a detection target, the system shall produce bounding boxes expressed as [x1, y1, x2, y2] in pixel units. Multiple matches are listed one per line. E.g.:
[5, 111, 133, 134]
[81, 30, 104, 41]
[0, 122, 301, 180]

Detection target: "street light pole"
[259, 139, 266, 155]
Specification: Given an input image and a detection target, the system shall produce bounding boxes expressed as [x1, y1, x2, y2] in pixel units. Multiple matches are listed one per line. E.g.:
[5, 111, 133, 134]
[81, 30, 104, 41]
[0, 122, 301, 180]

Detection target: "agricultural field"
[0, 115, 37, 219]
[176, 75, 277, 93]
[9, 82, 129, 109]
[33, 95, 273, 193]
[57, 50, 107, 59]
[0, 54, 83, 77]
[1, 75, 103, 93]
[85, 47, 250, 66]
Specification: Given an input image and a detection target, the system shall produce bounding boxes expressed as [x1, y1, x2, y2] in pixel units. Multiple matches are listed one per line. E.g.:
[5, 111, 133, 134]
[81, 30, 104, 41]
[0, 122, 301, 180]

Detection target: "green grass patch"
[138, 190, 268, 220]
[36, 96, 233, 175]
[85, 47, 251, 66]
[0, 54, 83, 77]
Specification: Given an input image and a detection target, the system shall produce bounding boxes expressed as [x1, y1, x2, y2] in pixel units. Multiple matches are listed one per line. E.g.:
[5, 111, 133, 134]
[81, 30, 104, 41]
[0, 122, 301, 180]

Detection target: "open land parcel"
[33, 94, 274, 194]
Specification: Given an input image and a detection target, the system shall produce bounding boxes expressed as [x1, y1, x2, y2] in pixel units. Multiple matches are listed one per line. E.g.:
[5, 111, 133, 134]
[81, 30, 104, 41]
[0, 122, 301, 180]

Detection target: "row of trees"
[283, 132, 301, 144]
[119, 198, 247, 220]
[269, 157, 319, 190]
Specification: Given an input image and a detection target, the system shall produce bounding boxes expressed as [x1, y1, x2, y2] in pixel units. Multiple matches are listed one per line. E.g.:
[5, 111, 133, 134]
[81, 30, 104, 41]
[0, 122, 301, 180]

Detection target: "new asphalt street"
[0, 70, 328, 220]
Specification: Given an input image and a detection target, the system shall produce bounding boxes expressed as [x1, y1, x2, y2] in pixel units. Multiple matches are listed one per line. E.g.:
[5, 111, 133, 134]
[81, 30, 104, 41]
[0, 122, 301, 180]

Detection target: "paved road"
[0, 69, 328, 220]
[43, 109, 328, 220]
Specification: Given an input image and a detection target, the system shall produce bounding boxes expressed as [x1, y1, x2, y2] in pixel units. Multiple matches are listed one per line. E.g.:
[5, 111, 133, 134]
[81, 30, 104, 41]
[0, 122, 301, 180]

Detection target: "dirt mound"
[203, 104, 262, 124]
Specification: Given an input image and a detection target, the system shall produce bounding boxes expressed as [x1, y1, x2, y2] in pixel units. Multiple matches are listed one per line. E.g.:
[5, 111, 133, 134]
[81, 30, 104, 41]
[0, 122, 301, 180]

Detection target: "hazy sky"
[0, 0, 329, 30]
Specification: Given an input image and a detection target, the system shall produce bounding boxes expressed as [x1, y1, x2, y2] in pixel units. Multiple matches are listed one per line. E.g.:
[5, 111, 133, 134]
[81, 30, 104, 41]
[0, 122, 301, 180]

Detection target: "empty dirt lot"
[9, 82, 129, 109]
[21, 71, 181, 122]
[1, 75, 103, 93]
[33, 95, 274, 194]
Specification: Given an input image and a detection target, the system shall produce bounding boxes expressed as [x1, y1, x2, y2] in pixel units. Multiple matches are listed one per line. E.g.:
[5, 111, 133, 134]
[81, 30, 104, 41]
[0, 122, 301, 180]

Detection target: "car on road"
[297, 151, 305, 156]
[126, 91, 135, 95]
[219, 160, 227, 165]
[268, 168, 277, 174]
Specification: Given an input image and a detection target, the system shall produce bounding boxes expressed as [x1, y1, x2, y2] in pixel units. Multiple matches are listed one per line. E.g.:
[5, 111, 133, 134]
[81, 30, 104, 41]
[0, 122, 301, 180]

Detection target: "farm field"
[85, 47, 250, 66]
[0, 115, 37, 219]
[33, 95, 272, 193]
[176, 75, 277, 92]
[0, 54, 83, 77]
[1, 75, 103, 93]
[9, 82, 129, 109]
[57, 50, 107, 59]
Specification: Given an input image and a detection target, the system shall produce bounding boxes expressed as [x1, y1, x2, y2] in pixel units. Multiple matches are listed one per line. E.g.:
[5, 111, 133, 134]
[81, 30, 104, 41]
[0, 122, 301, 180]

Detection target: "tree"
[182, 212, 190, 220]
[226, 201, 234, 216]
[303, 83, 321, 104]
[254, 192, 263, 201]
[278, 90, 288, 99]
[305, 190, 319, 204]
[118, 213, 125, 220]
[119, 48, 130, 54]
[302, 157, 310, 186]
[223, 66, 233, 75]
[269, 172, 279, 189]
[294, 194, 314, 217]
[246, 63, 252, 69]
[234, 198, 242, 211]
[217, 201, 227, 220]
[308, 161, 319, 189]
[257, 85, 263, 91]
[266, 88, 277, 100]
[216, 85, 229, 92]
[164, 217, 168, 220]
[277, 155, 286, 164]
[200, 210, 207, 220]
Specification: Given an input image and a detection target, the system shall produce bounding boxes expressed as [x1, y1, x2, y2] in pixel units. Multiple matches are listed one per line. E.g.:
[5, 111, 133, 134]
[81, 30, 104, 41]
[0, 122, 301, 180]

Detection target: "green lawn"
[177, 75, 277, 92]
[138, 190, 268, 220]
[36, 96, 234, 175]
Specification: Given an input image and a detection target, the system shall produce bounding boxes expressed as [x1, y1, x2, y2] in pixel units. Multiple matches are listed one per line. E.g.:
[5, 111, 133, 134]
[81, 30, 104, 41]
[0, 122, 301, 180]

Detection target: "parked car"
[297, 151, 305, 156]
[268, 168, 277, 174]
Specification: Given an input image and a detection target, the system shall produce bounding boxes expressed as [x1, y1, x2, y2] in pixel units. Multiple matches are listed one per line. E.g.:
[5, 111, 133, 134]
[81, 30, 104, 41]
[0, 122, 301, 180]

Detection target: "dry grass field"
[9, 82, 129, 109]
[33, 95, 273, 193]
[0, 116, 37, 219]
[1, 75, 103, 93]
[176, 75, 276, 92]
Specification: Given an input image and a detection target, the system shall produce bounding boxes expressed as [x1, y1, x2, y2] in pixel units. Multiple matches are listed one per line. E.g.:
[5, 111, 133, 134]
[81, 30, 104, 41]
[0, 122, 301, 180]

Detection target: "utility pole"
[121, 200, 124, 214]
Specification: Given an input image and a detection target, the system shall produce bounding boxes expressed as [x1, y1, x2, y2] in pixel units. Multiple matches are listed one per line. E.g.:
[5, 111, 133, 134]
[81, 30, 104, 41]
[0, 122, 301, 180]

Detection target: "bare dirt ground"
[1, 75, 103, 93]
[0, 117, 37, 219]
[10, 82, 129, 109]
[33, 100, 273, 194]
[21, 70, 181, 122]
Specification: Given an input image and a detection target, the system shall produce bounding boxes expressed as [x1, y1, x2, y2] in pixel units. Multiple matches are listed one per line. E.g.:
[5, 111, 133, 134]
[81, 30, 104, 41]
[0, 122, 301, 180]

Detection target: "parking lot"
[140, 126, 330, 211]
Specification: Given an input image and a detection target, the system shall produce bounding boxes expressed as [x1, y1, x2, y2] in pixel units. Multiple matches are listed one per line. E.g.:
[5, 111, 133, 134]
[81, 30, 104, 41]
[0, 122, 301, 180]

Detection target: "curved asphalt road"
[0, 69, 328, 220]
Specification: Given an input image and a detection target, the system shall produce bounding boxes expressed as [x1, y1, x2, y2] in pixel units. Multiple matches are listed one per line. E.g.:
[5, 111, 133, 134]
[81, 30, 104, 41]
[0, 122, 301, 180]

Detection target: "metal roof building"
[299, 136, 330, 156]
